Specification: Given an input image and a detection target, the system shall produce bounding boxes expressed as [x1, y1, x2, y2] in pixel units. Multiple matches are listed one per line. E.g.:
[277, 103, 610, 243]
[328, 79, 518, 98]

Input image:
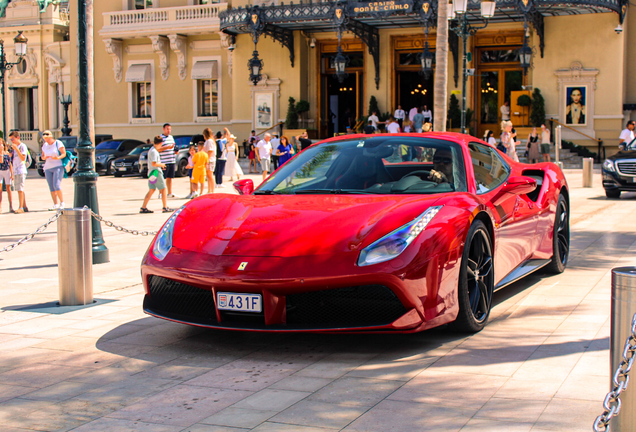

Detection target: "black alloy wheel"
[452, 220, 494, 333]
[37, 169, 44, 177]
[546, 194, 569, 274]
[177, 158, 188, 177]
[605, 189, 621, 199]
[105, 160, 114, 176]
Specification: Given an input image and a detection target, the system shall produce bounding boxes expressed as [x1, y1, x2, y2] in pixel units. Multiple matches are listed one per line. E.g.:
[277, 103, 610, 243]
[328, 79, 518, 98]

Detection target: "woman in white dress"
[223, 127, 244, 181]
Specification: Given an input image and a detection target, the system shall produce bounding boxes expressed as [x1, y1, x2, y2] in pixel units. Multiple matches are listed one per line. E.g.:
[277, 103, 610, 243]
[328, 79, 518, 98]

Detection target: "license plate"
[118, 167, 127, 171]
[217, 292, 262, 312]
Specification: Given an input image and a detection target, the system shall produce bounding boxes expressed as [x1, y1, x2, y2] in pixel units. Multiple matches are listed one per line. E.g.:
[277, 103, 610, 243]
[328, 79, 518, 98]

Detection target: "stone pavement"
[0, 167, 634, 431]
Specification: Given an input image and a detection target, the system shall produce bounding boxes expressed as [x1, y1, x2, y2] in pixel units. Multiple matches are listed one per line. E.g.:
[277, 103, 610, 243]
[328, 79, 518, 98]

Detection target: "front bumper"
[141, 247, 461, 333]
[602, 169, 636, 192]
[113, 163, 139, 174]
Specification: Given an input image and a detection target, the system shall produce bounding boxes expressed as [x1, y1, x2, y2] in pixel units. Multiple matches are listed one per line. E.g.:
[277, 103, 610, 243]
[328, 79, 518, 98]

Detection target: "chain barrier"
[0, 210, 62, 253]
[1, 207, 158, 254]
[593, 312, 636, 432]
[89, 209, 158, 237]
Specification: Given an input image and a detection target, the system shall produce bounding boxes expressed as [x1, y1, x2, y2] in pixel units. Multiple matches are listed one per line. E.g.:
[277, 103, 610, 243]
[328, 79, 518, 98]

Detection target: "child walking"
[140, 136, 173, 214]
[191, 141, 209, 197]
[185, 145, 197, 199]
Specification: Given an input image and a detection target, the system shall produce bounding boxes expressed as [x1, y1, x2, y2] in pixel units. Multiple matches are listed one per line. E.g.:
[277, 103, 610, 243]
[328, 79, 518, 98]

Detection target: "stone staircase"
[515, 141, 587, 169]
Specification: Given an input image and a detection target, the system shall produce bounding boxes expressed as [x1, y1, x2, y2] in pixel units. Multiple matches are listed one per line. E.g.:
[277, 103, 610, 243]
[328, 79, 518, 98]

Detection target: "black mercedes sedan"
[112, 144, 152, 177]
[95, 139, 146, 175]
[602, 138, 636, 198]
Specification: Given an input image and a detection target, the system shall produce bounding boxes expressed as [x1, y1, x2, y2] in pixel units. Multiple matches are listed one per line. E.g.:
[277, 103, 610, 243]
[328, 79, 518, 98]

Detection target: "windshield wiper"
[294, 189, 372, 194]
[253, 190, 283, 195]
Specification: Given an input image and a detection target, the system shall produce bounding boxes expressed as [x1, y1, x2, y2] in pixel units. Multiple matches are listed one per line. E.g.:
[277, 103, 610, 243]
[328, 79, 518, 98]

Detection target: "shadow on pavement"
[2, 298, 117, 314]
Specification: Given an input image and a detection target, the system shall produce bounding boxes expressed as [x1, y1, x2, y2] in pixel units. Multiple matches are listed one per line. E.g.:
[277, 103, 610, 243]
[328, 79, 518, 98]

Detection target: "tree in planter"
[530, 88, 546, 127]
[517, 94, 532, 126]
[369, 96, 380, 116]
[447, 94, 461, 130]
[285, 97, 298, 129]
[296, 99, 310, 128]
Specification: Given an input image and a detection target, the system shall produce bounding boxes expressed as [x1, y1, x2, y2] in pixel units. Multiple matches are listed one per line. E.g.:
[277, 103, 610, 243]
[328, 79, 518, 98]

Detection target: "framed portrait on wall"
[255, 92, 273, 129]
[565, 86, 587, 126]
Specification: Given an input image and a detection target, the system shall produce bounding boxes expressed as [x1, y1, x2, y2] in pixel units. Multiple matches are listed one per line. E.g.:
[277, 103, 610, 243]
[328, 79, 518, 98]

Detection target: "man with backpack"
[40, 131, 67, 211]
[8, 131, 29, 213]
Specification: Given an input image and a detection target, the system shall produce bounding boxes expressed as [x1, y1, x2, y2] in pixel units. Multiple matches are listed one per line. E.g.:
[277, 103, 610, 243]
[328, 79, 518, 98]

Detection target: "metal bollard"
[610, 267, 636, 431]
[582, 157, 594, 188]
[57, 208, 93, 306]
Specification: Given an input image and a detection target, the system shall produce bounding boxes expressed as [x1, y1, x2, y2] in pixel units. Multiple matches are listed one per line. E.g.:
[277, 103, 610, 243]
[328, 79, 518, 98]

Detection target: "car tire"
[546, 194, 569, 274]
[605, 189, 620, 199]
[37, 169, 45, 177]
[114, 172, 123, 178]
[177, 158, 188, 177]
[105, 160, 114, 176]
[451, 220, 494, 333]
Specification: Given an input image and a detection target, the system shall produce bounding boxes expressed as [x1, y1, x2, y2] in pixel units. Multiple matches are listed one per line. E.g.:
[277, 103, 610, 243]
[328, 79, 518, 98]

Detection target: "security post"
[583, 157, 594, 187]
[555, 125, 563, 169]
[57, 208, 93, 306]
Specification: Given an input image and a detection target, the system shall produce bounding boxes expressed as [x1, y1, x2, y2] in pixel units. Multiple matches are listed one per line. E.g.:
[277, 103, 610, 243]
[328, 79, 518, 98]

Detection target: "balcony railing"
[101, 3, 228, 37]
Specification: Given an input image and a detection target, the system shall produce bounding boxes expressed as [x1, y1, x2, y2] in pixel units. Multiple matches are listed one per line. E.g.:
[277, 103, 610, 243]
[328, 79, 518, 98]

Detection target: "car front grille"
[617, 161, 636, 176]
[286, 285, 407, 327]
[146, 276, 217, 322]
[145, 276, 407, 330]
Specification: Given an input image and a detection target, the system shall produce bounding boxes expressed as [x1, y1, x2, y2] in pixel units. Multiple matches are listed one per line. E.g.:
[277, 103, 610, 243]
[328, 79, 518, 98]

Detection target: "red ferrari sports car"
[141, 133, 569, 333]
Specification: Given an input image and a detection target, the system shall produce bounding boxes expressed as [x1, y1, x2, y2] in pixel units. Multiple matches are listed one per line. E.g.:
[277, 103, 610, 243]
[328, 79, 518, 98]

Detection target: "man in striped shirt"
[160, 123, 176, 197]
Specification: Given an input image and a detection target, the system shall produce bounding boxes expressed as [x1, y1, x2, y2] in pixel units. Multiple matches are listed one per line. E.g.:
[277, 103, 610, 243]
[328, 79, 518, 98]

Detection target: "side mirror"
[233, 179, 254, 195]
[500, 175, 537, 196]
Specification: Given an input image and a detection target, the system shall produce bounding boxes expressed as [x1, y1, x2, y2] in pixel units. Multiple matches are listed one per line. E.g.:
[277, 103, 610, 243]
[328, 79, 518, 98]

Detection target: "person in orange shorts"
[191, 141, 209, 197]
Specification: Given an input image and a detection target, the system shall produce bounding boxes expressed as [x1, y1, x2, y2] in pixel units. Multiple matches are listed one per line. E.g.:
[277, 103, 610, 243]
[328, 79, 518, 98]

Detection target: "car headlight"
[603, 159, 615, 172]
[358, 206, 443, 267]
[152, 207, 184, 261]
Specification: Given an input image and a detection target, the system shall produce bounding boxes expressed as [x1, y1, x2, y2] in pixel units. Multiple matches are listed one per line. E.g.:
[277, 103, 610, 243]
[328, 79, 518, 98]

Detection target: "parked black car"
[95, 139, 146, 175]
[602, 138, 636, 198]
[139, 134, 203, 177]
[112, 144, 152, 177]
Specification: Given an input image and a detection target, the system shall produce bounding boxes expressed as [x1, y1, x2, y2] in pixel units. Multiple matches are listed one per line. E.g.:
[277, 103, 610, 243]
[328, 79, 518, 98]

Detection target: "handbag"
[148, 168, 160, 184]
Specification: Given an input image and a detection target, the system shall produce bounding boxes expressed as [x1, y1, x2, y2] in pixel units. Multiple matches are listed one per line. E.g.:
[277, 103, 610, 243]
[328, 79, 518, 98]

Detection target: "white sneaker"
[184, 193, 192, 199]
[218, 184, 226, 188]
[59, 202, 65, 209]
[167, 193, 175, 198]
[49, 203, 59, 211]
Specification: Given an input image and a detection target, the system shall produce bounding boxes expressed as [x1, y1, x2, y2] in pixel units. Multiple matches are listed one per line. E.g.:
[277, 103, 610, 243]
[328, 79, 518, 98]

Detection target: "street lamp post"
[0, 31, 28, 139]
[449, 0, 495, 134]
[60, 94, 72, 136]
[75, 0, 109, 264]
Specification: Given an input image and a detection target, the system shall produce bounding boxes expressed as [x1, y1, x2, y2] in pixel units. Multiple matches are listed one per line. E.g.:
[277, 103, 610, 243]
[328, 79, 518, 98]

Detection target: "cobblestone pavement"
[0, 167, 633, 431]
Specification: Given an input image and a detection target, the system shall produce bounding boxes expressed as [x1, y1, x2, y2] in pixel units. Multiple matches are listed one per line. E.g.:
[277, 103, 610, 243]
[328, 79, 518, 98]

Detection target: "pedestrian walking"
[526, 127, 541, 163]
[0, 139, 14, 213]
[484, 130, 497, 147]
[158, 123, 177, 197]
[386, 117, 401, 134]
[140, 136, 173, 213]
[368, 111, 382, 131]
[248, 138, 258, 173]
[412, 108, 425, 133]
[408, 106, 418, 123]
[290, 136, 300, 155]
[363, 120, 375, 134]
[8, 131, 28, 213]
[540, 124, 551, 162]
[275, 136, 295, 166]
[184, 145, 197, 199]
[403, 119, 413, 133]
[271, 134, 281, 171]
[501, 121, 519, 162]
[297, 131, 312, 151]
[40, 131, 67, 210]
[394, 105, 405, 129]
[256, 133, 273, 180]
[214, 131, 227, 188]
[422, 105, 432, 124]
[191, 141, 209, 197]
[203, 128, 216, 194]
[618, 120, 635, 150]
[500, 101, 511, 121]
[224, 127, 243, 181]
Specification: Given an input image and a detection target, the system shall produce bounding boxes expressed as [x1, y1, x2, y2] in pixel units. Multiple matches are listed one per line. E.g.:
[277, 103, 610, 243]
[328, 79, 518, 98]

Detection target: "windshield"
[129, 145, 151, 155]
[96, 140, 123, 150]
[175, 137, 192, 150]
[57, 137, 77, 150]
[256, 136, 467, 195]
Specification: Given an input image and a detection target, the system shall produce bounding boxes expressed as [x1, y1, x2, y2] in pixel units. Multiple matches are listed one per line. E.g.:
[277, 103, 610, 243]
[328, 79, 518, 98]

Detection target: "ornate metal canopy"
[220, 0, 627, 88]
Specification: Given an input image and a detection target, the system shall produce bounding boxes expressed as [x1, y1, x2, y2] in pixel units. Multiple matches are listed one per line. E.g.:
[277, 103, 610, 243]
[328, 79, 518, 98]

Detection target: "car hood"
[608, 150, 636, 162]
[171, 194, 443, 257]
[95, 149, 116, 156]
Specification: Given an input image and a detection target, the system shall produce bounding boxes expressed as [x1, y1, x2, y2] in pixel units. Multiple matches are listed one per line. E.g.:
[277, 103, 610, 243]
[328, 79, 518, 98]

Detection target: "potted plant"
[530, 88, 546, 127]
[296, 99, 310, 128]
[285, 97, 298, 129]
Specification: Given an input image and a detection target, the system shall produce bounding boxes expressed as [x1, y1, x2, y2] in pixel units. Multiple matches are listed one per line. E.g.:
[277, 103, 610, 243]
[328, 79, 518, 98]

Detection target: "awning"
[191, 61, 218, 80]
[125, 64, 151, 82]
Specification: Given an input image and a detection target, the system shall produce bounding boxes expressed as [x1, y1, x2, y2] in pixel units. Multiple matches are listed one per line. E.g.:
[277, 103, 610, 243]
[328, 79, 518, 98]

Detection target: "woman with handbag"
[40, 131, 66, 210]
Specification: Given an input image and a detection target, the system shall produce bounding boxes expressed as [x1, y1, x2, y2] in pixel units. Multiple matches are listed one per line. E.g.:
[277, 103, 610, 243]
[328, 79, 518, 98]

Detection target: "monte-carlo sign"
[349, 0, 414, 15]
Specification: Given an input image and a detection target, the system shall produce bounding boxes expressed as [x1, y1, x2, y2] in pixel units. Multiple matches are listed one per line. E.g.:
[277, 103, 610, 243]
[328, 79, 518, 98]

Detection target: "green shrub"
[530, 88, 546, 127]
[517, 94, 532, 107]
[447, 94, 461, 129]
[285, 97, 298, 129]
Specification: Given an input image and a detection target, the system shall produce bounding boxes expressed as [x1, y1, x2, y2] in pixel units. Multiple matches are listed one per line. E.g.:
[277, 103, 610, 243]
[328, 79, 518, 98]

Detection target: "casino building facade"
[2, 0, 634, 156]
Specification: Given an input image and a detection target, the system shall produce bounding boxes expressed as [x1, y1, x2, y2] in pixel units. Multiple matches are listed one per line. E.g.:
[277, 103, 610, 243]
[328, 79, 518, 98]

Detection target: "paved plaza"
[0, 167, 633, 431]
